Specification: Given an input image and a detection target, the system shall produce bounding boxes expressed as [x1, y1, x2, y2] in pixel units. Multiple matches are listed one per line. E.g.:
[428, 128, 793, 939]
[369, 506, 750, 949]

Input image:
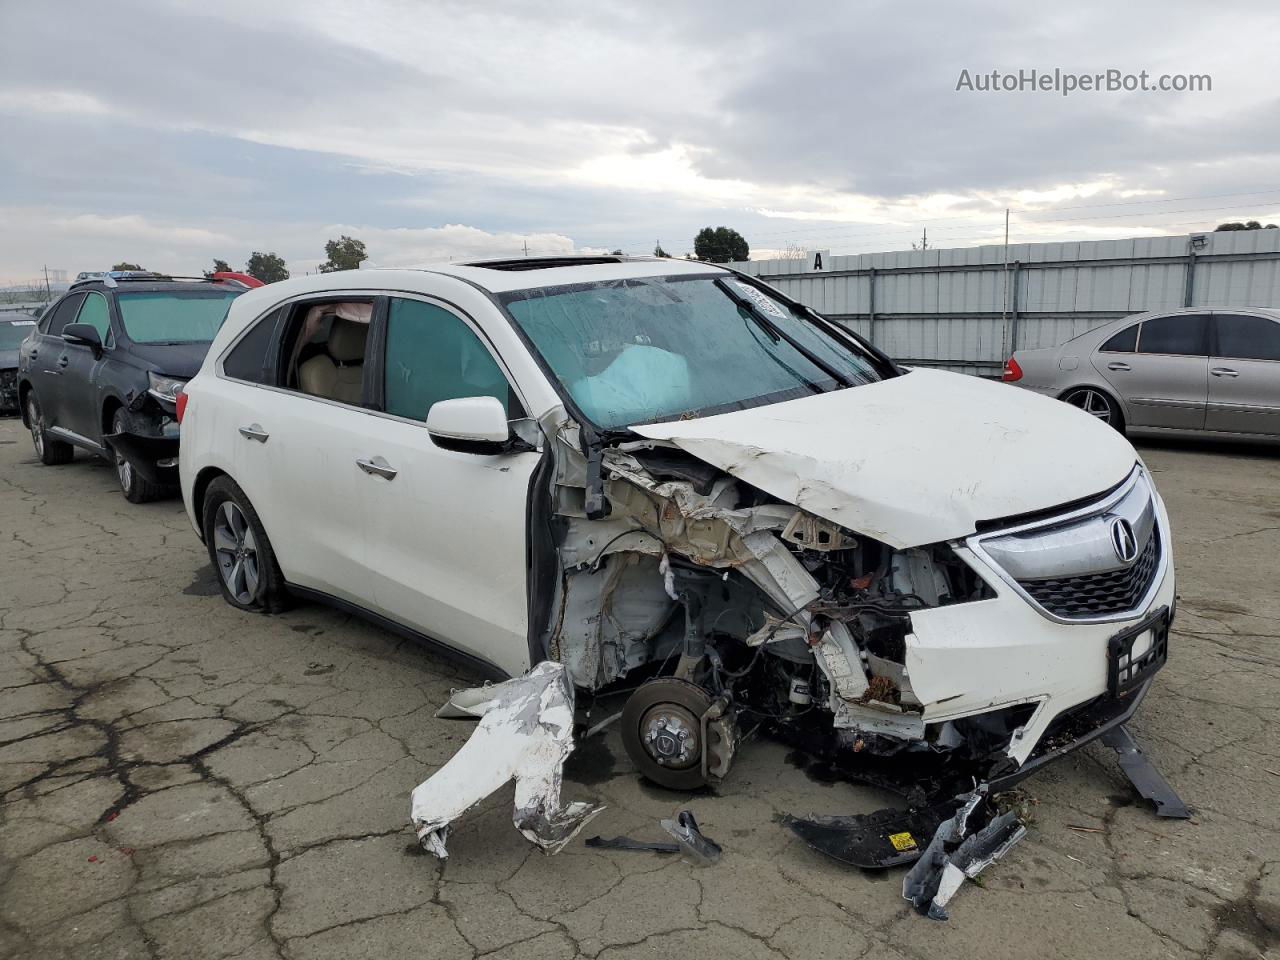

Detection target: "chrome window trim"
[959, 465, 1170, 625]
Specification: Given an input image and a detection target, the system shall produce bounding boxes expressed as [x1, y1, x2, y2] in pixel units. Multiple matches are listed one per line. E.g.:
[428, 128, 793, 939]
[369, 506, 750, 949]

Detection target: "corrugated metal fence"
[732, 230, 1280, 376]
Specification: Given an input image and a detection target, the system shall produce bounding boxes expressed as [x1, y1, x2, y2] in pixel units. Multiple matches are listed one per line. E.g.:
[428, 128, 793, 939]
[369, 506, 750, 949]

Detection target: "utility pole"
[43, 265, 51, 301]
[912, 227, 929, 251]
[522, 239, 529, 257]
[1001, 208, 1011, 354]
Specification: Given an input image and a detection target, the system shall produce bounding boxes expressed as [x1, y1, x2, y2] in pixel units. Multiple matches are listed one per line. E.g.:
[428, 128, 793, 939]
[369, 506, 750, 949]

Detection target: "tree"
[693, 227, 749, 263]
[318, 235, 368, 273]
[112, 261, 144, 271]
[203, 258, 233, 278]
[653, 243, 669, 258]
[245, 252, 289, 284]
[1215, 220, 1278, 231]
[611, 249, 624, 256]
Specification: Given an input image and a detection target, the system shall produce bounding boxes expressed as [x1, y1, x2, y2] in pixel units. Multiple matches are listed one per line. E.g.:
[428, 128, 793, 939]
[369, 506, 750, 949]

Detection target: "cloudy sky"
[2, 0, 1278, 285]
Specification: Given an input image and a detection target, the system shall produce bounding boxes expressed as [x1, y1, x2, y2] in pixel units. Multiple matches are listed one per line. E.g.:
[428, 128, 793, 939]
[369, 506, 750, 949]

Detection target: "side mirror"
[62, 323, 103, 356]
[427, 396, 523, 455]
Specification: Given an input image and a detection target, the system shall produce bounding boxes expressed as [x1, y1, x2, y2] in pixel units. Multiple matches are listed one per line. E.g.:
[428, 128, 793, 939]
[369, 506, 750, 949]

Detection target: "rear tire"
[202, 476, 289, 613]
[1063, 387, 1125, 434]
[112, 409, 166, 503]
[26, 392, 74, 465]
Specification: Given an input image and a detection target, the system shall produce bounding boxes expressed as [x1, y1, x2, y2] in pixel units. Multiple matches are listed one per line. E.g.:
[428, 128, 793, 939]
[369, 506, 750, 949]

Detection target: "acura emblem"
[1109, 517, 1138, 564]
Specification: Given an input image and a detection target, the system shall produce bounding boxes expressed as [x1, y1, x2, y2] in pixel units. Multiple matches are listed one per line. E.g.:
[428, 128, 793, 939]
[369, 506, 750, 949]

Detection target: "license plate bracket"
[1108, 605, 1170, 697]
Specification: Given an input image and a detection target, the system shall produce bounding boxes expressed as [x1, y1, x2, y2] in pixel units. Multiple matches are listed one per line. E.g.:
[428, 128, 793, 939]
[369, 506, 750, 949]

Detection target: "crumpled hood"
[630, 368, 1137, 548]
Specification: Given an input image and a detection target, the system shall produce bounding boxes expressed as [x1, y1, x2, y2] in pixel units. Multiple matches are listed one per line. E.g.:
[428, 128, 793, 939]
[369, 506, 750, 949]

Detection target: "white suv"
[179, 255, 1174, 797]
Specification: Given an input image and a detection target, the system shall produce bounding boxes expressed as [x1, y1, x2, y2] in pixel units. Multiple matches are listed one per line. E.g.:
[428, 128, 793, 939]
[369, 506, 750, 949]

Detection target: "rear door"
[356, 294, 542, 676]
[29, 293, 85, 428]
[59, 291, 114, 441]
[1096, 313, 1209, 429]
[217, 298, 375, 605]
[1206, 312, 1280, 436]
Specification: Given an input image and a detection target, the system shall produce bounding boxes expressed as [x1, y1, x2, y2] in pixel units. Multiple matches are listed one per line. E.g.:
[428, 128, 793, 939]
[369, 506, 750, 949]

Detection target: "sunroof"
[464, 256, 625, 272]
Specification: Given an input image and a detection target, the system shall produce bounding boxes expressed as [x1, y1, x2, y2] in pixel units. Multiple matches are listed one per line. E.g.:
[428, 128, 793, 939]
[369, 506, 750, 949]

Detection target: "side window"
[1137, 314, 1207, 357]
[1214, 314, 1280, 362]
[383, 298, 516, 422]
[41, 293, 86, 336]
[284, 300, 373, 405]
[1100, 325, 1138, 353]
[223, 308, 282, 384]
[75, 293, 112, 342]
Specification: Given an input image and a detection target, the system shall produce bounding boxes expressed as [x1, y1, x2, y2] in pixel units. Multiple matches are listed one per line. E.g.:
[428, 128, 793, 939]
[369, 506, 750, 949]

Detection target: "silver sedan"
[1003, 307, 1280, 441]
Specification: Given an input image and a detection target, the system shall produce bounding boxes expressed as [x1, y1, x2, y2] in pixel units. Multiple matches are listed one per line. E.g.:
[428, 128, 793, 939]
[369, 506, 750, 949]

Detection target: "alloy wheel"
[1065, 389, 1113, 423]
[112, 412, 134, 493]
[27, 397, 43, 457]
[213, 501, 260, 604]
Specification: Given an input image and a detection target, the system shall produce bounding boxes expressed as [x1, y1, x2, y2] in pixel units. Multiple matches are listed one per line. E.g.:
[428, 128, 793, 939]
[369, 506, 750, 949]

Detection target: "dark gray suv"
[17, 273, 252, 501]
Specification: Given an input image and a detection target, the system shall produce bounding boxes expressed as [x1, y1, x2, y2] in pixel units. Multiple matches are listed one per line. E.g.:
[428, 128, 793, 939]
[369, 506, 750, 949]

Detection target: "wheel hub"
[642, 708, 699, 767]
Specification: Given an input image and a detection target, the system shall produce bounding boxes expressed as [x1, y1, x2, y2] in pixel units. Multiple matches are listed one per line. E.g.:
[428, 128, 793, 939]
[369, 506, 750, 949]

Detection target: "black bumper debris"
[784, 795, 967, 870]
[1100, 724, 1191, 818]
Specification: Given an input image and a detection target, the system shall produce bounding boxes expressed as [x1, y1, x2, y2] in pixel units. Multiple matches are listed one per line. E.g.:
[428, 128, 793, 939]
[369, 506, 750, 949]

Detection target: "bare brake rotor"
[620, 677, 736, 790]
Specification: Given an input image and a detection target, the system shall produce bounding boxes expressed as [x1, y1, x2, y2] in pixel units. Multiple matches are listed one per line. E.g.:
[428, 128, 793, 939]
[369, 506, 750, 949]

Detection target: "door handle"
[1106, 361, 1131, 372]
[238, 424, 269, 442]
[1210, 367, 1239, 378]
[57, 356, 69, 368]
[356, 456, 398, 480]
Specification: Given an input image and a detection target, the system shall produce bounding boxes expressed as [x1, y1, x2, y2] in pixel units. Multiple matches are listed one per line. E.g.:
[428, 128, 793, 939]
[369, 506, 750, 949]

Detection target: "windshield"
[117, 291, 241, 344]
[0, 320, 36, 350]
[502, 274, 885, 429]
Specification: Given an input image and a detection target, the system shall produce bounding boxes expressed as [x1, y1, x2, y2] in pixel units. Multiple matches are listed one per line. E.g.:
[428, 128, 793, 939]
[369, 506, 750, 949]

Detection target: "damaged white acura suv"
[179, 255, 1176, 854]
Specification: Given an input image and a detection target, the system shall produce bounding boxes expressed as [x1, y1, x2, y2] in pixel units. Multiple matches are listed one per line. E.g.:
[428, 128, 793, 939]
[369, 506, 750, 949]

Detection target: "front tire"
[112, 409, 166, 503]
[202, 476, 289, 613]
[26, 392, 74, 465]
[1063, 387, 1125, 433]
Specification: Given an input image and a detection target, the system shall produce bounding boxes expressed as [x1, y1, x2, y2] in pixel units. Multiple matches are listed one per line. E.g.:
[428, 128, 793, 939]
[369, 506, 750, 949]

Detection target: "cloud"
[2, 0, 1279, 282]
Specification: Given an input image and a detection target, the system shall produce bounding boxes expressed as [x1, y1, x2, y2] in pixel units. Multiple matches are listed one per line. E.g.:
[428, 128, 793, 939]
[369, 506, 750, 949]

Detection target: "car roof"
[68, 279, 246, 295]
[408, 255, 726, 294]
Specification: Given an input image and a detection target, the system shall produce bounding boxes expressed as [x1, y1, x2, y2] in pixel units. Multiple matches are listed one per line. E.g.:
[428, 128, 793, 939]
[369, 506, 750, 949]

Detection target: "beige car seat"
[298, 317, 367, 403]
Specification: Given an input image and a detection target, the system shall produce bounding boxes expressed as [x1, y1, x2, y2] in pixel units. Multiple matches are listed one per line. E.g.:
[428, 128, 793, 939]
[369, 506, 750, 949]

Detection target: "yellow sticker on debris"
[888, 832, 917, 851]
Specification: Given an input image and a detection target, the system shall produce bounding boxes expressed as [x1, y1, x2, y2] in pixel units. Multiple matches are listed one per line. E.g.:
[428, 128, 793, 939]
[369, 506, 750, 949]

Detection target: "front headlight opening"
[147, 373, 188, 403]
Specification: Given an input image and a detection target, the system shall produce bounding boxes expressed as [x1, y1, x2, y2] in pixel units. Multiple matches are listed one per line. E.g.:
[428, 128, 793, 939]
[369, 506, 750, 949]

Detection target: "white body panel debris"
[409, 661, 603, 858]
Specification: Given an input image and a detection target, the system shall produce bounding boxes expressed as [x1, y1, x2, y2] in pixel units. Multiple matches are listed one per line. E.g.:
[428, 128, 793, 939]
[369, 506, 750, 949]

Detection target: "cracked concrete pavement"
[1, 414, 1278, 960]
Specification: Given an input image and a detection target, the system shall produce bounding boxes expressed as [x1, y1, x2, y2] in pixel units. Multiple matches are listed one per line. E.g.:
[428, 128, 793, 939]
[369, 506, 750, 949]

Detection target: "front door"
[1096, 313, 1209, 429]
[59, 291, 113, 442]
[1206, 312, 1280, 436]
[357, 295, 541, 677]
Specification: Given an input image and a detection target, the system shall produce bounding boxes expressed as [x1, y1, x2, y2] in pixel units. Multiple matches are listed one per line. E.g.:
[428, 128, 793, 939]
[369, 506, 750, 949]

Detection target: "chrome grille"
[966, 466, 1169, 623]
[1017, 527, 1161, 618]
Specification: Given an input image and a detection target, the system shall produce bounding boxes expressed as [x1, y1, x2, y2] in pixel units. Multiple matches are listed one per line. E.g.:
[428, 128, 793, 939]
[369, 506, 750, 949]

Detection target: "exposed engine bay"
[530, 420, 1015, 795]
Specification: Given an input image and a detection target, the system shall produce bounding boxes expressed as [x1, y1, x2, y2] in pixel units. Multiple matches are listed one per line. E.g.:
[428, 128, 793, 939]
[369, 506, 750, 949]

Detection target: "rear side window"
[1100, 325, 1137, 353]
[223, 309, 282, 384]
[76, 293, 112, 341]
[1214, 314, 1280, 361]
[41, 293, 86, 336]
[382, 298, 514, 421]
[1138, 315, 1207, 356]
